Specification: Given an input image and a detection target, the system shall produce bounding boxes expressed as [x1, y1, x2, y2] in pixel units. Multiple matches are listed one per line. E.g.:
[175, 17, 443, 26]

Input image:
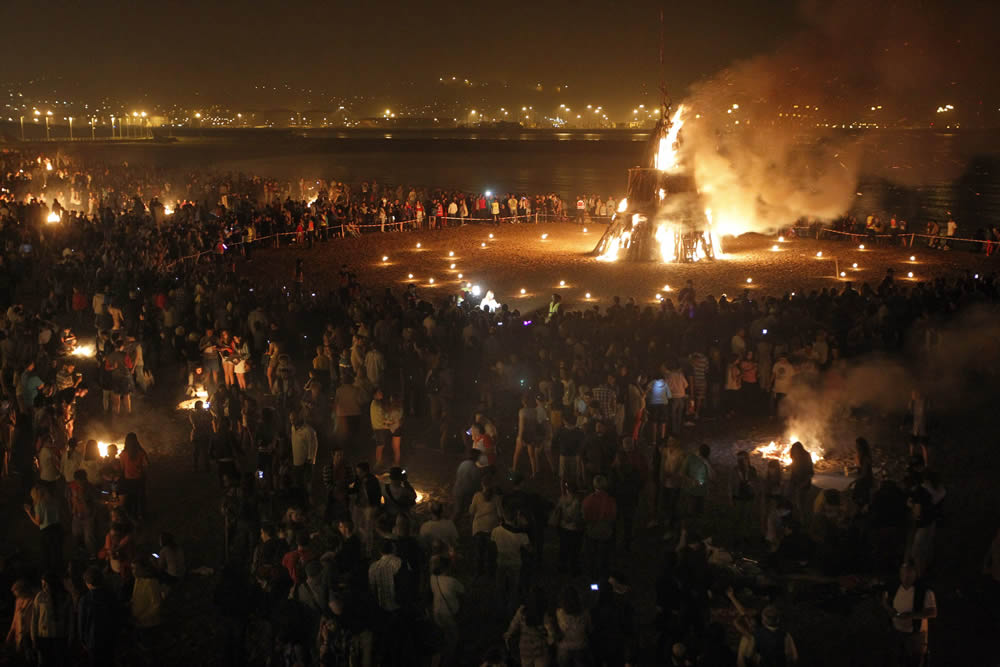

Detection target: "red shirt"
[120, 449, 149, 479]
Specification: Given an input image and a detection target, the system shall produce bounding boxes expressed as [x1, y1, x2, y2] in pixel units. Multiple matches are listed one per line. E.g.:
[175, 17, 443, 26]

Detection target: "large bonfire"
[592, 104, 723, 263]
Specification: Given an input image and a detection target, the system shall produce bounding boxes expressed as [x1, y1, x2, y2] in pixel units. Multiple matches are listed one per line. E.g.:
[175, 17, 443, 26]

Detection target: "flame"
[653, 105, 685, 172]
[46, 211, 61, 223]
[177, 389, 210, 411]
[164, 205, 174, 216]
[617, 198, 628, 213]
[45, 160, 53, 172]
[72, 344, 96, 358]
[97, 441, 118, 458]
[754, 439, 821, 467]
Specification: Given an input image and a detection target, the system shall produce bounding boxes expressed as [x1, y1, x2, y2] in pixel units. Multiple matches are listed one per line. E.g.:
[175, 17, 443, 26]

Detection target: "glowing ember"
[72, 344, 96, 358]
[816, 251, 823, 258]
[859, 244, 865, 250]
[46, 211, 60, 223]
[541, 233, 548, 240]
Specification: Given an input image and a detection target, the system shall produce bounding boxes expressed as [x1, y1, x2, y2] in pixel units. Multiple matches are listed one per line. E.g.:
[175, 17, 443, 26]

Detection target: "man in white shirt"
[368, 541, 402, 612]
[491, 513, 530, 615]
[885, 562, 936, 667]
[770, 353, 796, 415]
[419, 502, 459, 554]
[290, 414, 318, 493]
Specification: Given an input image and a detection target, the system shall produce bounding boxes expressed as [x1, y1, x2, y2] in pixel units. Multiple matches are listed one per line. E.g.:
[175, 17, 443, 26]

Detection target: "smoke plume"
[778, 302, 1000, 458]
[678, 0, 998, 234]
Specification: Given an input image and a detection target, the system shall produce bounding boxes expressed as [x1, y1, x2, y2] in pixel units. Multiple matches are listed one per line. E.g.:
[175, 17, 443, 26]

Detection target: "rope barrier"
[794, 225, 996, 247]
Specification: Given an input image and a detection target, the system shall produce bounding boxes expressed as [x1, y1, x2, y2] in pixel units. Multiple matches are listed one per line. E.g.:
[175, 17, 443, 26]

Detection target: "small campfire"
[177, 389, 210, 411]
[753, 436, 822, 467]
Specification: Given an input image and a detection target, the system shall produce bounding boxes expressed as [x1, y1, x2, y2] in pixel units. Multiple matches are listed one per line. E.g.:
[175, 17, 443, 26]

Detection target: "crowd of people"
[0, 148, 998, 666]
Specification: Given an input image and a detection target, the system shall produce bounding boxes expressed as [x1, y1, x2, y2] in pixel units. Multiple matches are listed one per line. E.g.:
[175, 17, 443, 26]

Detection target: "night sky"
[2, 0, 801, 107]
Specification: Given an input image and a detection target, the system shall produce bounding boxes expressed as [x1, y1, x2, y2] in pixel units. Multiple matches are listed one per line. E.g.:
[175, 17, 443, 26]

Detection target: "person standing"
[736, 605, 798, 667]
[665, 363, 689, 435]
[25, 485, 63, 574]
[429, 557, 465, 665]
[31, 572, 71, 666]
[291, 413, 318, 500]
[769, 353, 795, 416]
[582, 475, 617, 580]
[371, 389, 390, 469]
[78, 567, 121, 667]
[119, 432, 150, 521]
[491, 511, 530, 616]
[884, 562, 936, 667]
[470, 481, 503, 577]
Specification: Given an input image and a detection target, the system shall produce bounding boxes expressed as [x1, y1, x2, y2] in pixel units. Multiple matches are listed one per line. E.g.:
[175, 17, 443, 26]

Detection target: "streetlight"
[19, 116, 24, 141]
[110, 115, 115, 138]
[68, 116, 73, 140]
[45, 111, 52, 140]
[90, 117, 95, 140]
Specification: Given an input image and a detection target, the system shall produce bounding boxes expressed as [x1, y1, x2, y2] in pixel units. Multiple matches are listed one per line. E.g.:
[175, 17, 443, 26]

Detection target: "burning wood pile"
[592, 104, 723, 263]
[753, 436, 822, 467]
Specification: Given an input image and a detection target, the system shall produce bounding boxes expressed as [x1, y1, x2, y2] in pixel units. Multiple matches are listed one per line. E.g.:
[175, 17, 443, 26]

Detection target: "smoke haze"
[679, 0, 998, 234]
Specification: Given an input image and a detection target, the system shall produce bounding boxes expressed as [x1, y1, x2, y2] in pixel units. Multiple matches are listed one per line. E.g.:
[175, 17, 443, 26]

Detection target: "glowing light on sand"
[858, 244, 865, 250]
[488, 233, 494, 239]
[408, 273, 414, 279]
[448, 251, 454, 257]
[585, 292, 591, 299]
[907, 271, 914, 278]
[450, 263, 456, 269]
[840, 271, 846, 277]
[663, 285, 671, 292]
[428, 278, 435, 284]
[559, 280, 566, 287]
[778, 236, 785, 242]
[746, 278, 753, 284]
[457, 273, 463, 279]
[481, 242, 486, 248]
[909, 255, 916, 261]
[583, 227, 588, 233]
[520, 288, 526, 295]
[816, 251, 823, 258]
[541, 233, 548, 240]
[852, 262, 858, 268]
[382, 256, 388, 262]
[655, 293, 662, 300]
[416, 243, 422, 249]
[772, 245, 779, 251]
